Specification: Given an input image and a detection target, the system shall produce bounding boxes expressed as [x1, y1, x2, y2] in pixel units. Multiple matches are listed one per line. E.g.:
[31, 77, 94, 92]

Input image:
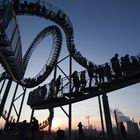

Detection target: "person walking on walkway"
[49, 78, 55, 98]
[71, 71, 80, 92]
[87, 62, 94, 87]
[55, 75, 62, 98]
[80, 71, 87, 92]
[78, 122, 84, 139]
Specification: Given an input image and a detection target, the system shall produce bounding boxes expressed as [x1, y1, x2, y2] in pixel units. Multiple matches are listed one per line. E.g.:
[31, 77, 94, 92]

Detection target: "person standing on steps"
[55, 75, 62, 98]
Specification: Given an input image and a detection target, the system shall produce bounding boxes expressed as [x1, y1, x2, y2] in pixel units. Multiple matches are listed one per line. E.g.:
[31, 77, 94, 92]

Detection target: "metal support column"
[0, 79, 6, 96]
[68, 50, 72, 140]
[98, 95, 105, 135]
[54, 63, 57, 80]
[0, 79, 12, 117]
[30, 109, 35, 123]
[17, 87, 26, 123]
[102, 93, 114, 137]
[5, 83, 19, 127]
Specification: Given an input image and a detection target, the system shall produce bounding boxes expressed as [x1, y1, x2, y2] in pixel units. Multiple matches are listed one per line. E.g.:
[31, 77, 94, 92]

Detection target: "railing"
[39, 119, 49, 129]
[27, 54, 140, 106]
[13, 0, 73, 29]
[0, 102, 14, 121]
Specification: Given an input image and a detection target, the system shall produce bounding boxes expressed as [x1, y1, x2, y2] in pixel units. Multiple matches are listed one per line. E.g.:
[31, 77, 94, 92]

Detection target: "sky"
[0, 0, 140, 131]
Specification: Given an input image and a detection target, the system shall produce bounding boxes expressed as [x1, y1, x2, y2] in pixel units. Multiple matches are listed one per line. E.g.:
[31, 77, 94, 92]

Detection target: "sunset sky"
[0, 0, 140, 131]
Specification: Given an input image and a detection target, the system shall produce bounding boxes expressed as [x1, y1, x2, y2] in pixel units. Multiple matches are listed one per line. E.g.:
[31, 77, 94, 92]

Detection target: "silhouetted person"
[137, 55, 140, 68]
[41, 84, 47, 100]
[71, 71, 80, 92]
[78, 122, 84, 139]
[18, 120, 28, 140]
[55, 9, 62, 21]
[21, 1, 28, 10]
[56, 128, 65, 140]
[80, 71, 87, 92]
[131, 56, 139, 72]
[13, 0, 19, 9]
[87, 62, 95, 87]
[121, 56, 127, 76]
[120, 122, 126, 139]
[97, 65, 105, 84]
[110, 53, 122, 78]
[123, 54, 131, 75]
[49, 78, 55, 98]
[55, 75, 62, 98]
[31, 117, 39, 140]
[104, 63, 112, 82]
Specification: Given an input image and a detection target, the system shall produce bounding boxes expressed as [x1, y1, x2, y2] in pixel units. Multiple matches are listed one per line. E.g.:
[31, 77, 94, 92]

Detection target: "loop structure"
[20, 25, 62, 88]
[0, 0, 95, 88]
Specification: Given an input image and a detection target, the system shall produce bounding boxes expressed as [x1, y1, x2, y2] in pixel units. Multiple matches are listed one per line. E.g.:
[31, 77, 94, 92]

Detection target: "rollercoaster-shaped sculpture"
[0, 0, 91, 88]
[0, 0, 140, 134]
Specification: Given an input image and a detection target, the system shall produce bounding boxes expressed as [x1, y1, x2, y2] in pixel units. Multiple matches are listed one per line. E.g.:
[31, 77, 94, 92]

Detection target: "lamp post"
[86, 115, 90, 128]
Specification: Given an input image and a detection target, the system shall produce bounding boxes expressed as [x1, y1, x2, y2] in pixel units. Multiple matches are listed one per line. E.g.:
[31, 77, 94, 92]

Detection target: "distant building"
[126, 121, 139, 135]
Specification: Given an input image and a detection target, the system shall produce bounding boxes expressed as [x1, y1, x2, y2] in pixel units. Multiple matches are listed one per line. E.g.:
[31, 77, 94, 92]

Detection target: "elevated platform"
[28, 70, 140, 109]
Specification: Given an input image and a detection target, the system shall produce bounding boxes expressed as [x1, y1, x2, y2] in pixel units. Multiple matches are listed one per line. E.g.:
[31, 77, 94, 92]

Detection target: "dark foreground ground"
[0, 135, 140, 140]
[0, 130, 140, 140]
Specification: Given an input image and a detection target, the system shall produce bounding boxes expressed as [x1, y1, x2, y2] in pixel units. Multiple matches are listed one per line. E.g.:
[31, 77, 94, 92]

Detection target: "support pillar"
[68, 103, 72, 140]
[98, 95, 105, 135]
[0, 79, 6, 96]
[102, 94, 114, 137]
[17, 87, 26, 123]
[30, 109, 35, 123]
[5, 83, 18, 128]
[0, 79, 12, 117]
[68, 48, 72, 140]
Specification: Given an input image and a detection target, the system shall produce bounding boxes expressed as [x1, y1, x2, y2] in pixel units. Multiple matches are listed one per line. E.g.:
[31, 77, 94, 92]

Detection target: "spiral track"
[1, 0, 92, 88]
[12, 0, 91, 85]
[20, 25, 62, 88]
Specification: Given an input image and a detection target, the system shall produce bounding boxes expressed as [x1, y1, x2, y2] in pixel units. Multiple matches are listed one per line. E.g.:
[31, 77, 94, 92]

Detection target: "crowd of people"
[71, 54, 140, 92]
[28, 75, 62, 105]
[13, 0, 71, 30]
[28, 54, 140, 105]
[11, 2, 140, 93]
[0, 119, 129, 140]
[2, 117, 40, 140]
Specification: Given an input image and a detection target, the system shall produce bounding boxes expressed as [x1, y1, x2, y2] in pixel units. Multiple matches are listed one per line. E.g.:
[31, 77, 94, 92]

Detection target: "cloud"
[110, 108, 131, 122]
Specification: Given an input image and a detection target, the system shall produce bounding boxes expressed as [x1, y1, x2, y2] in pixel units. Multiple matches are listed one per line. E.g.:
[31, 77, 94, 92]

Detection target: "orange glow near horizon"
[1, 116, 140, 132]
[49, 116, 103, 131]
[0, 115, 103, 131]
[51, 118, 65, 131]
[0, 119, 5, 129]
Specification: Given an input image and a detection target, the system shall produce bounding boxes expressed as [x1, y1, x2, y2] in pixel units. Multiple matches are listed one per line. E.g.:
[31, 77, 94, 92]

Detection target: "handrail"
[27, 54, 140, 106]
